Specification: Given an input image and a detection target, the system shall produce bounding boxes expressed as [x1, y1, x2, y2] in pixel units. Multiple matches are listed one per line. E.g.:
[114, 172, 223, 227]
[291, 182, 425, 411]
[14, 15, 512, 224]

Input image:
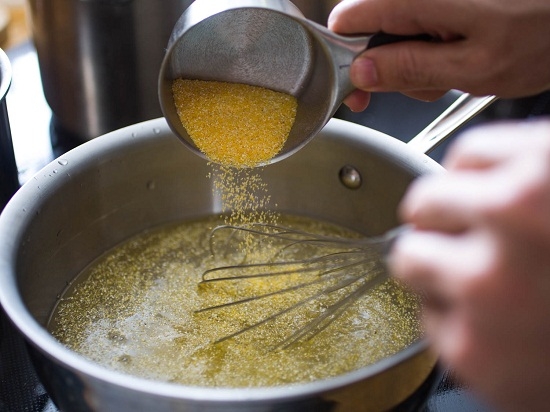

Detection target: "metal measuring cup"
[158, 0, 430, 165]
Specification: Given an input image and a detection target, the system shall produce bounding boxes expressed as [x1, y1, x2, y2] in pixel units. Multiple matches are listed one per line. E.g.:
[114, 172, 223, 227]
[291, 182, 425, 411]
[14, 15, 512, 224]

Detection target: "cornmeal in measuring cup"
[172, 79, 297, 168]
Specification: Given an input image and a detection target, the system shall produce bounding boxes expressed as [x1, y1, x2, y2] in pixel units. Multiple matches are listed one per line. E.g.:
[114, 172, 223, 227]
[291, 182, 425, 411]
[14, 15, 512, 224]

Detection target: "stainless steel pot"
[27, 0, 194, 141]
[0, 95, 492, 411]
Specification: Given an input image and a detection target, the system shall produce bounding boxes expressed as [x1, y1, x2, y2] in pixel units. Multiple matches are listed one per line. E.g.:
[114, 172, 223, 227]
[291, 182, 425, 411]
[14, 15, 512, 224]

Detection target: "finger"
[349, 41, 475, 94]
[444, 121, 550, 171]
[401, 153, 550, 246]
[389, 229, 496, 317]
[328, 0, 464, 37]
[342, 88, 445, 111]
[400, 90, 448, 102]
[398, 174, 476, 232]
[402, 160, 550, 250]
[342, 89, 371, 112]
[388, 230, 464, 303]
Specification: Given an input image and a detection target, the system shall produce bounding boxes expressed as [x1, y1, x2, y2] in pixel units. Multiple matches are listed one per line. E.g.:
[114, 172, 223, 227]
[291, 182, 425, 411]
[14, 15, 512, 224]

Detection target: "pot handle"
[407, 93, 497, 154]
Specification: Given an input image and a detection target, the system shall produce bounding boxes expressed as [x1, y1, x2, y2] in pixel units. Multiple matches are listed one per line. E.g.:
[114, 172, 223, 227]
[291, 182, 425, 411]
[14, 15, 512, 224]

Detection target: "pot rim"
[0, 117, 434, 402]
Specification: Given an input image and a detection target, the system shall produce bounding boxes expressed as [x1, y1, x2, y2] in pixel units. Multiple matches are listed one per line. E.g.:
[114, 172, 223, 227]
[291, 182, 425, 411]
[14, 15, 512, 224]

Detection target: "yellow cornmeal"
[49, 215, 422, 388]
[209, 164, 278, 229]
[172, 79, 297, 167]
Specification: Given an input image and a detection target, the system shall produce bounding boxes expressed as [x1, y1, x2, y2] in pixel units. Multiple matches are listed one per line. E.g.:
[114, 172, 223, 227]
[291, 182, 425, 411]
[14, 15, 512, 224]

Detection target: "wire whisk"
[196, 223, 405, 349]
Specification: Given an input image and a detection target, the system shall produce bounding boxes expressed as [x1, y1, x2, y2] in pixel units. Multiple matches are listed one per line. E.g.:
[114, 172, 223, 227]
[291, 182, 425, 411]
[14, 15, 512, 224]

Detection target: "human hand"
[328, 0, 550, 112]
[389, 119, 550, 411]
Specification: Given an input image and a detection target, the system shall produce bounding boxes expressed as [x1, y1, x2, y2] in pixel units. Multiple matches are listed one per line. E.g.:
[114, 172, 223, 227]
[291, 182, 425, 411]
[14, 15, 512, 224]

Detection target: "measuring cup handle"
[367, 32, 434, 49]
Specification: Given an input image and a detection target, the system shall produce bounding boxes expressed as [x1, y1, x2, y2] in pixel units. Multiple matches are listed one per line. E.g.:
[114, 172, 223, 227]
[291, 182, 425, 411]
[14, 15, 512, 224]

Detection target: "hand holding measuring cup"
[329, 0, 550, 112]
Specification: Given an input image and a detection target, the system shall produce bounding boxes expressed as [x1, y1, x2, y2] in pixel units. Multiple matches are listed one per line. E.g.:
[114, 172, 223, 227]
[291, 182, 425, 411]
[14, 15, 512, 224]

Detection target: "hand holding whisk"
[196, 222, 406, 349]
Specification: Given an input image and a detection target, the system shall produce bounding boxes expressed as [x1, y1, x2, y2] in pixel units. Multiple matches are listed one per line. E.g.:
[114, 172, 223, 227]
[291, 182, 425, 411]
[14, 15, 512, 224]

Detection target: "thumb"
[350, 40, 473, 93]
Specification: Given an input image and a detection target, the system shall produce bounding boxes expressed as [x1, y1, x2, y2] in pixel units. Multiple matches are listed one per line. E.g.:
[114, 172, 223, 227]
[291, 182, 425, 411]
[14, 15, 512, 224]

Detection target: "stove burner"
[0, 309, 56, 411]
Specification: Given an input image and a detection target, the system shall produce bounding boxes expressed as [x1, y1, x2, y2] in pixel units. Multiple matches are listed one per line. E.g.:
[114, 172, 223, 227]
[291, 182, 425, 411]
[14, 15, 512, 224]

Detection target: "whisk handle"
[366, 32, 435, 49]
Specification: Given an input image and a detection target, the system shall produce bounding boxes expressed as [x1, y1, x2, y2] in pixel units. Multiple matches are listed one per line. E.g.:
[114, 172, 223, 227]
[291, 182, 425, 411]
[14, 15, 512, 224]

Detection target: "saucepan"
[0, 95, 493, 411]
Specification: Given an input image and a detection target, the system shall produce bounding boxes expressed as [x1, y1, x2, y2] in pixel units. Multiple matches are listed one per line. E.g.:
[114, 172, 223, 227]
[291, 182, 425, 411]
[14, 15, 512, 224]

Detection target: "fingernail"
[352, 57, 379, 89]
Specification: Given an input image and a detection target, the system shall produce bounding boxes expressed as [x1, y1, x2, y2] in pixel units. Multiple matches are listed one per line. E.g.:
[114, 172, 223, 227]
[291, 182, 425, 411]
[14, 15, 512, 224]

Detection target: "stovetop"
[3, 40, 549, 412]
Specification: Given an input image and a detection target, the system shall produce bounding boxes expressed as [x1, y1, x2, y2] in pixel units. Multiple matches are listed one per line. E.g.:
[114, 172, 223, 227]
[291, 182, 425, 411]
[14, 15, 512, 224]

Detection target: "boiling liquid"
[49, 214, 421, 388]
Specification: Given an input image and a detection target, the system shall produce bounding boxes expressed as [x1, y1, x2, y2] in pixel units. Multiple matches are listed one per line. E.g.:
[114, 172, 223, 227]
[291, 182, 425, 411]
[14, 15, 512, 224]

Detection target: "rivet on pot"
[339, 165, 362, 190]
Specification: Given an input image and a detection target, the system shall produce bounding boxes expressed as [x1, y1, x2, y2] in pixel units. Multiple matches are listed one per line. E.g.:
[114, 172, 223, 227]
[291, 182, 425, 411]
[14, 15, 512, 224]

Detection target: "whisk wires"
[196, 223, 395, 349]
